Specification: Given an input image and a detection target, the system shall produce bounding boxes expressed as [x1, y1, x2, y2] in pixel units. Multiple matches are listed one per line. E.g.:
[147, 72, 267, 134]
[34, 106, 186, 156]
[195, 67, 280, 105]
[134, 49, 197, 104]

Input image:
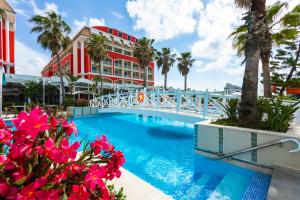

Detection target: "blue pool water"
[73, 113, 271, 200]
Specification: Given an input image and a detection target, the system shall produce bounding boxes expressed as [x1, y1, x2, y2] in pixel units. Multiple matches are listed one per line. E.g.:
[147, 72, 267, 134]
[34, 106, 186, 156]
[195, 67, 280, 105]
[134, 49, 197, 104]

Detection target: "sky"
[7, 0, 298, 91]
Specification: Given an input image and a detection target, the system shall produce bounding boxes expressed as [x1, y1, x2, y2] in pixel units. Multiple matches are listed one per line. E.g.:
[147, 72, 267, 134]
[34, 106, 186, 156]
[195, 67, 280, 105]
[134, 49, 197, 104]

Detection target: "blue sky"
[8, 0, 296, 91]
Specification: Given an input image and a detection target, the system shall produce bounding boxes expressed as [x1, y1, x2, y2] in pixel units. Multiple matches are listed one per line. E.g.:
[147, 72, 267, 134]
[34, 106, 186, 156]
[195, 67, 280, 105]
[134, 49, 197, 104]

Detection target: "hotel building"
[41, 26, 155, 87]
[0, 0, 15, 74]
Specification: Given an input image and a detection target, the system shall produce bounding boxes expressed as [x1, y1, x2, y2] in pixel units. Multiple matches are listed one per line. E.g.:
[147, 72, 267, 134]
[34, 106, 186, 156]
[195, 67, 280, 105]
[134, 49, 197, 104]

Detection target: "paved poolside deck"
[268, 166, 300, 200]
[111, 168, 173, 200]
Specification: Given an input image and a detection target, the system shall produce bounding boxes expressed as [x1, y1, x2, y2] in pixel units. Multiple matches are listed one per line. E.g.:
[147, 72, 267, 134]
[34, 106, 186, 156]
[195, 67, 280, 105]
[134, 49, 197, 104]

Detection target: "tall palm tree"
[86, 33, 107, 95]
[29, 11, 71, 105]
[234, 0, 267, 127]
[133, 37, 156, 88]
[156, 48, 176, 90]
[65, 73, 80, 97]
[0, 8, 4, 16]
[229, 1, 288, 98]
[177, 52, 195, 91]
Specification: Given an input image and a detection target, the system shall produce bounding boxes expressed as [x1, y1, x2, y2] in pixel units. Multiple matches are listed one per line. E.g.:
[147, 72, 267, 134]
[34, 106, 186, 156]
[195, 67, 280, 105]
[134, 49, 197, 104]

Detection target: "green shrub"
[214, 97, 300, 133]
[261, 97, 300, 132]
[76, 99, 89, 107]
[221, 98, 239, 120]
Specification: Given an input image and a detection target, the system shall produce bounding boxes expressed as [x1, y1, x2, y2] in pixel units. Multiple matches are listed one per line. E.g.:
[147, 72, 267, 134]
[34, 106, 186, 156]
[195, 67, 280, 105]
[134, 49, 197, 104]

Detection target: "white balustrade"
[89, 89, 239, 118]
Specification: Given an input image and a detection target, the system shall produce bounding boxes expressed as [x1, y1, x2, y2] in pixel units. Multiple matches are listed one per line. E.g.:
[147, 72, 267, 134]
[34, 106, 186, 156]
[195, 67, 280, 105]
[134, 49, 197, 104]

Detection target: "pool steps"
[185, 172, 271, 200]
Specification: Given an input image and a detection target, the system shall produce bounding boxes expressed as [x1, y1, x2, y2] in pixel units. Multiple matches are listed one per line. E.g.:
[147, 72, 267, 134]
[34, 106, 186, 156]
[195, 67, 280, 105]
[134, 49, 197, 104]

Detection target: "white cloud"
[7, 0, 66, 17]
[126, 0, 203, 41]
[72, 17, 105, 36]
[14, 40, 49, 76]
[112, 12, 124, 19]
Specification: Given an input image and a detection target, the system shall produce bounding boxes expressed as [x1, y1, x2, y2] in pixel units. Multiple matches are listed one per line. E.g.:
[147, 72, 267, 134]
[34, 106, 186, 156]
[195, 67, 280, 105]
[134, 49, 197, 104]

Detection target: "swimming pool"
[73, 113, 271, 200]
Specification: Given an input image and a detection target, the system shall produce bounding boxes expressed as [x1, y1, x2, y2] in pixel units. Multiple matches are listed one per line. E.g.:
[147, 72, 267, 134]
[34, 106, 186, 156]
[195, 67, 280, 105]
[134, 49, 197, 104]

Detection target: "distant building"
[224, 83, 242, 94]
[41, 26, 155, 87]
[0, 0, 16, 74]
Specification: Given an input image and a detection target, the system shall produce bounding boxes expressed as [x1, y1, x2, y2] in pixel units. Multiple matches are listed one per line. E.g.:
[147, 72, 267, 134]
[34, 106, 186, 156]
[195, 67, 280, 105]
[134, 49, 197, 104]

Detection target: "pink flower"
[85, 164, 107, 190]
[12, 107, 49, 141]
[62, 120, 78, 136]
[8, 142, 33, 160]
[44, 138, 80, 164]
[0, 182, 18, 198]
[0, 129, 12, 146]
[68, 185, 90, 200]
[90, 135, 114, 155]
[0, 155, 7, 165]
[18, 177, 47, 199]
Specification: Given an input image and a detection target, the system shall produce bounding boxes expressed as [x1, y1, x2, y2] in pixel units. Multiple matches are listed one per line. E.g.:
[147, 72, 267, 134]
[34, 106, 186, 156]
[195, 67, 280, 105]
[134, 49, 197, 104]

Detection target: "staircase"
[183, 171, 271, 200]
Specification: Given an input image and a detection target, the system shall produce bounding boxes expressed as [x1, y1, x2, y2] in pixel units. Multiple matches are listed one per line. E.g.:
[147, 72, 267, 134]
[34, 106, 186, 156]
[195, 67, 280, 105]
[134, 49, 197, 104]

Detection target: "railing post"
[176, 89, 181, 112]
[116, 91, 120, 107]
[156, 88, 160, 109]
[203, 89, 209, 118]
[129, 91, 133, 107]
[143, 88, 147, 108]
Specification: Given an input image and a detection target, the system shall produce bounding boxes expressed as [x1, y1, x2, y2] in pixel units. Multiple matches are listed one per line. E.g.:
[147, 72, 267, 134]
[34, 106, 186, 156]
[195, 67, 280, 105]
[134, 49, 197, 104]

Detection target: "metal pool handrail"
[213, 138, 300, 160]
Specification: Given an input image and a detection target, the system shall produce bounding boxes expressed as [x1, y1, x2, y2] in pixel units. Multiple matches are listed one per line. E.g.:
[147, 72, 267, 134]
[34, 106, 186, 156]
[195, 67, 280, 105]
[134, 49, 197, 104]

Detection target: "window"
[118, 32, 122, 37]
[108, 28, 113, 34]
[124, 61, 131, 69]
[114, 69, 122, 77]
[114, 47, 122, 54]
[124, 50, 132, 56]
[133, 72, 139, 79]
[133, 63, 139, 71]
[103, 58, 112, 66]
[92, 66, 97, 73]
[105, 46, 112, 51]
[127, 36, 131, 41]
[103, 67, 112, 75]
[114, 60, 122, 68]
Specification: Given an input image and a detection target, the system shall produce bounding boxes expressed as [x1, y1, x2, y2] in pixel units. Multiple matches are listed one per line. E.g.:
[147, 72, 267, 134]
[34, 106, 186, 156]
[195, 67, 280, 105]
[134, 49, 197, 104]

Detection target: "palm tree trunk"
[261, 56, 272, 98]
[164, 73, 167, 90]
[184, 75, 187, 91]
[279, 41, 300, 96]
[99, 61, 103, 95]
[143, 65, 148, 88]
[56, 54, 65, 105]
[239, 40, 260, 127]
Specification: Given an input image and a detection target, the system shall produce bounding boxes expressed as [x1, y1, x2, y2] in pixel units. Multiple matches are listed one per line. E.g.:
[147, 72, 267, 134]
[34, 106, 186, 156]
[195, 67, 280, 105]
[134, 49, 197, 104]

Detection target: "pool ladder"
[213, 138, 300, 160]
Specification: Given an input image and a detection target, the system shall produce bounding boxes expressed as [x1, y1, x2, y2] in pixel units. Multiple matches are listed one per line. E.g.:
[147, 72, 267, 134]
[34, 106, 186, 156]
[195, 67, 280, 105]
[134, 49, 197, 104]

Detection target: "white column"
[80, 40, 84, 76]
[5, 19, 10, 63]
[72, 42, 78, 76]
[6, 66, 10, 74]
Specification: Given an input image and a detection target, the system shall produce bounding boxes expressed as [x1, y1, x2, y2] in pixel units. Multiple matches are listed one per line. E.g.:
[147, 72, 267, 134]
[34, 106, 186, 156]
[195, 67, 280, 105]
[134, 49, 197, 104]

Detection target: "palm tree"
[29, 11, 71, 105]
[156, 48, 176, 90]
[66, 73, 80, 97]
[229, 1, 288, 98]
[177, 52, 195, 91]
[234, 0, 267, 127]
[133, 37, 156, 88]
[91, 77, 102, 97]
[86, 33, 107, 95]
[0, 8, 5, 16]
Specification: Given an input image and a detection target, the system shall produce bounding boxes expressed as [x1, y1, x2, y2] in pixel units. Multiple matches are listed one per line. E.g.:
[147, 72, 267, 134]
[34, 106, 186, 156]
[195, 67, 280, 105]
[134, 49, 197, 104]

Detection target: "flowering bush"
[0, 107, 126, 199]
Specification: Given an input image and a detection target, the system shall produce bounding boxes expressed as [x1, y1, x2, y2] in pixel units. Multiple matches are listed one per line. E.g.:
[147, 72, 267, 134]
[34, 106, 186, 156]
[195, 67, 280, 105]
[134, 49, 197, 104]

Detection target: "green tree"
[155, 48, 176, 90]
[275, 4, 300, 95]
[234, 0, 267, 127]
[177, 52, 195, 91]
[133, 37, 156, 88]
[229, 1, 288, 98]
[65, 73, 80, 97]
[91, 77, 102, 97]
[86, 33, 107, 95]
[29, 11, 71, 105]
[0, 8, 4, 17]
[23, 81, 42, 103]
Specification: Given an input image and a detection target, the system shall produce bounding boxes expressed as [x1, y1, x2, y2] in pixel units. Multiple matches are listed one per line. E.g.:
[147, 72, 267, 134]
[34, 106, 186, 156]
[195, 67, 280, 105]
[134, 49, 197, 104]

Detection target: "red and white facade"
[0, 0, 16, 74]
[41, 26, 154, 86]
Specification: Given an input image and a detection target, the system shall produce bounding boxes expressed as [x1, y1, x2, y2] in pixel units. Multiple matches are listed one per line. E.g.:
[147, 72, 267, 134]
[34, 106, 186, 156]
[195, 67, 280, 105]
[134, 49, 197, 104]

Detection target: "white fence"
[89, 89, 239, 118]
